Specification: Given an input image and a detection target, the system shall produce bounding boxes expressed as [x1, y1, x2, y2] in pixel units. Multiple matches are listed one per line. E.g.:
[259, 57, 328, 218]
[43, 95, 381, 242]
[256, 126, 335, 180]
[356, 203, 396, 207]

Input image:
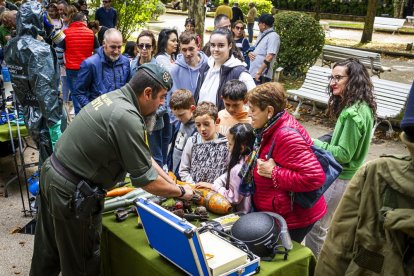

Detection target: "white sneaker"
[70, 108, 75, 115]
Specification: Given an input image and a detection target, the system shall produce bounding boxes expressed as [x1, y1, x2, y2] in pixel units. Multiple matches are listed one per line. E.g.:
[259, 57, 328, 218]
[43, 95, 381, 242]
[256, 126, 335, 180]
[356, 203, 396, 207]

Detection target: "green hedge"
[274, 11, 325, 77]
[273, 0, 393, 17]
[211, 0, 273, 16]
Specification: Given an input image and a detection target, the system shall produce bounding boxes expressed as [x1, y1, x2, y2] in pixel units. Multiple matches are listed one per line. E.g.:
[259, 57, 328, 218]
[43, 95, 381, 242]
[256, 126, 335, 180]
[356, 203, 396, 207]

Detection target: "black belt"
[50, 153, 83, 185]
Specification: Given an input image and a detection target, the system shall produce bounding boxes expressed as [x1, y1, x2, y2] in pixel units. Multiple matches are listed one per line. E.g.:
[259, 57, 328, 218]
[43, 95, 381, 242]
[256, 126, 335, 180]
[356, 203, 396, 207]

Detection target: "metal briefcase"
[135, 198, 260, 276]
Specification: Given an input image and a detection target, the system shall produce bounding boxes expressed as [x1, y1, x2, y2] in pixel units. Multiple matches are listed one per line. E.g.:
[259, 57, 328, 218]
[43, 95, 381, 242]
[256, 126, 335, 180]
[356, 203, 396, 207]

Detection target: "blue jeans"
[148, 112, 172, 167]
[65, 69, 81, 115]
[247, 23, 254, 43]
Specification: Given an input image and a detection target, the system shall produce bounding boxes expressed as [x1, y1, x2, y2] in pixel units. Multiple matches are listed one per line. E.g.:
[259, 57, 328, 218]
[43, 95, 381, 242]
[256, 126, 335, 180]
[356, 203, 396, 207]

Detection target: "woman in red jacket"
[242, 82, 327, 242]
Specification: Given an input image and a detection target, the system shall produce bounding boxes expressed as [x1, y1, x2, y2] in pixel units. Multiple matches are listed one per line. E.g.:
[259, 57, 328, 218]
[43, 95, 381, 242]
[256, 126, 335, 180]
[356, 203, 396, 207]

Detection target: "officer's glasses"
[138, 44, 152, 50]
[328, 75, 348, 83]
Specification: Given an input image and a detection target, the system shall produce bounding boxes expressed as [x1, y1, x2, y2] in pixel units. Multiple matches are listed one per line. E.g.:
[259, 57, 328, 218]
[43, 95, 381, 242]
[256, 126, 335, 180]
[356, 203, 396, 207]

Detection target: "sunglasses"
[137, 43, 152, 50]
[103, 0, 110, 3]
[235, 26, 245, 30]
[109, 45, 122, 50]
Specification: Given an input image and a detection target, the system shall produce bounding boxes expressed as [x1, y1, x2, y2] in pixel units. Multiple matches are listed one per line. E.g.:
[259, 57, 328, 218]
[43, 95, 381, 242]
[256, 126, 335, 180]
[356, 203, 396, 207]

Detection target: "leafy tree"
[91, 0, 159, 41]
[274, 11, 325, 77]
[361, 0, 378, 43]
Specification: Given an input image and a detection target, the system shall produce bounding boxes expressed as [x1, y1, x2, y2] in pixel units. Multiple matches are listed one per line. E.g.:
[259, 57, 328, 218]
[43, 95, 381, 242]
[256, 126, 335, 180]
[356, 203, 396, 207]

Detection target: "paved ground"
[0, 12, 412, 276]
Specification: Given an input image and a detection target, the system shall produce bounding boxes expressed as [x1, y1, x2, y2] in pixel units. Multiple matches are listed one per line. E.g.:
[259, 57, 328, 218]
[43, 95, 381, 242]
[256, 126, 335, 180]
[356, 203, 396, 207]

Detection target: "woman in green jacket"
[306, 58, 377, 258]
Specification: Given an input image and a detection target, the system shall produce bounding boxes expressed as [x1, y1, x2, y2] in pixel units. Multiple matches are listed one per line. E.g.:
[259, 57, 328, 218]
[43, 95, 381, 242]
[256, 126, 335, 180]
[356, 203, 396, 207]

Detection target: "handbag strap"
[255, 30, 275, 49]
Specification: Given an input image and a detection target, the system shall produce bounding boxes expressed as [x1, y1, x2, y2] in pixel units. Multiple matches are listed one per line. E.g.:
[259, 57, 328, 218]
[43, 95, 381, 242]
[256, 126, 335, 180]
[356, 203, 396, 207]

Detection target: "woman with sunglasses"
[130, 30, 157, 75]
[232, 20, 250, 69]
[155, 28, 179, 72]
[194, 28, 255, 111]
[130, 29, 172, 168]
[305, 58, 377, 258]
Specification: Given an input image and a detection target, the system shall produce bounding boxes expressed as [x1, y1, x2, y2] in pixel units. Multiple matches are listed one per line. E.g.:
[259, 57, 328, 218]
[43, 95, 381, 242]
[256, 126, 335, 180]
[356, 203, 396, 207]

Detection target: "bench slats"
[287, 66, 411, 122]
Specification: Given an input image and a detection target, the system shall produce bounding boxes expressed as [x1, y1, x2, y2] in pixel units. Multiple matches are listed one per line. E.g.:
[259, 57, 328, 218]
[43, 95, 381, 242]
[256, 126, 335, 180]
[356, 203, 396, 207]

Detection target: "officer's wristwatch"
[178, 185, 186, 197]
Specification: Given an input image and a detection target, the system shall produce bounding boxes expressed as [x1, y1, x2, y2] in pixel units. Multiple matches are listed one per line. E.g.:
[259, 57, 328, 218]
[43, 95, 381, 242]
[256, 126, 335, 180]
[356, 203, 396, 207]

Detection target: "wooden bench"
[287, 66, 411, 136]
[321, 45, 391, 78]
[374, 16, 406, 35]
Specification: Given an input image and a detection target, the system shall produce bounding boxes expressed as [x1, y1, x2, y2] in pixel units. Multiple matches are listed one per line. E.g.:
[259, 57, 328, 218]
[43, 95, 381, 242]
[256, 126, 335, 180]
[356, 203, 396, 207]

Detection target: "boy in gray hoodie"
[170, 31, 208, 94]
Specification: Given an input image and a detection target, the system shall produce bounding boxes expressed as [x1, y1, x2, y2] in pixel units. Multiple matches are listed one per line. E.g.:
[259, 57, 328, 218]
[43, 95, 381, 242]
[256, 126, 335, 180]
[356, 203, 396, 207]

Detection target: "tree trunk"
[360, 0, 378, 43]
[394, 0, 406, 18]
[315, 0, 321, 21]
[182, 0, 188, 12]
[189, 0, 205, 46]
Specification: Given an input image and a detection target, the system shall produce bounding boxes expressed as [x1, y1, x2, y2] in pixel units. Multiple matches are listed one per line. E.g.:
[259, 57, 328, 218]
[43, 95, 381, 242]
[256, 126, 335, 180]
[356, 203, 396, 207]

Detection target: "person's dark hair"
[247, 82, 287, 113]
[71, 11, 85, 23]
[87, 20, 99, 30]
[155, 28, 179, 59]
[327, 58, 377, 119]
[129, 69, 164, 99]
[223, 0, 229, 4]
[226, 123, 254, 189]
[169, 89, 195, 110]
[184, 17, 195, 27]
[222, 79, 247, 101]
[179, 31, 197, 45]
[137, 30, 157, 53]
[123, 41, 136, 58]
[210, 28, 244, 62]
[214, 14, 229, 28]
[193, 101, 218, 121]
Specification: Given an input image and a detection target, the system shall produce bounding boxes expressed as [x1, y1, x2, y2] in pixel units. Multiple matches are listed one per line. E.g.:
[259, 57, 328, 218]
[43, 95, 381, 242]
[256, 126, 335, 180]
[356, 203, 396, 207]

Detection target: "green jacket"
[314, 102, 374, 179]
[315, 132, 414, 276]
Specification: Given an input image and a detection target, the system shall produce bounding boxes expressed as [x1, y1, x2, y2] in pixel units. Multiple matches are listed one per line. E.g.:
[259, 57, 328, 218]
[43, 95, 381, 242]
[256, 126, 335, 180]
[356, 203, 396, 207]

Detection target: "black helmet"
[230, 212, 293, 260]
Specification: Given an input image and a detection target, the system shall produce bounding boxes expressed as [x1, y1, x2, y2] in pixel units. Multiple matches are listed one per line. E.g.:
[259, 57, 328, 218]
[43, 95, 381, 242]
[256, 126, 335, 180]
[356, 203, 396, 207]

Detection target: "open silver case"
[135, 198, 260, 276]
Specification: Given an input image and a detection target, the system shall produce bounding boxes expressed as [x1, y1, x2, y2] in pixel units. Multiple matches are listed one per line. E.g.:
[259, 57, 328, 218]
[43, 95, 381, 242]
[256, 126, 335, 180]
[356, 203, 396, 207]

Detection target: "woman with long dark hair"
[306, 58, 377, 258]
[196, 123, 254, 213]
[194, 28, 255, 111]
[155, 28, 179, 72]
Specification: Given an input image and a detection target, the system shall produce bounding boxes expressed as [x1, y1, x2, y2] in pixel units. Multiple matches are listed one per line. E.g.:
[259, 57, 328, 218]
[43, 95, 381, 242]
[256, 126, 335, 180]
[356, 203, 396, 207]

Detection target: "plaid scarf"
[239, 110, 285, 196]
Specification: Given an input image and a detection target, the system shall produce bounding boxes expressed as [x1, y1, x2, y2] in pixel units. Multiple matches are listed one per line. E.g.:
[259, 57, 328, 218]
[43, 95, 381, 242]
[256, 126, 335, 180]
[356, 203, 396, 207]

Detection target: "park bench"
[287, 66, 411, 136]
[407, 16, 414, 26]
[321, 45, 391, 78]
[374, 16, 406, 35]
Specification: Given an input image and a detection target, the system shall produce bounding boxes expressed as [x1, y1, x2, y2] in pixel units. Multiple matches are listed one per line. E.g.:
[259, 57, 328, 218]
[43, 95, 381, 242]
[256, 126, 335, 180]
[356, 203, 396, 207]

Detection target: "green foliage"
[274, 0, 394, 17]
[228, 0, 273, 16]
[90, 0, 159, 41]
[274, 11, 325, 77]
[152, 1, 166, 20]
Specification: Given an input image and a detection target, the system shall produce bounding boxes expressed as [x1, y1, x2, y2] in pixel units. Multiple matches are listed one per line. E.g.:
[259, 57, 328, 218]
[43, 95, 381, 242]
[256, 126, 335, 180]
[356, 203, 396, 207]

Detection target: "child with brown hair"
[179, 101, 228, 183]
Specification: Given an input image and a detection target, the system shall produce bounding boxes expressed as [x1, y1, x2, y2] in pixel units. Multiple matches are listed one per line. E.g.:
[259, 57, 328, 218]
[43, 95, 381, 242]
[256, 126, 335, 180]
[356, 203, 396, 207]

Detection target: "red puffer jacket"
[253, 111, 327, 229]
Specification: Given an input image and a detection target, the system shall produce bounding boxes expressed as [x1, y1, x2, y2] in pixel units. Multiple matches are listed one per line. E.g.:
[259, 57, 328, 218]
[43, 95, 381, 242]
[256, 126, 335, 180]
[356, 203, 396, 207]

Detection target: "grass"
[325, 37, 411, 54]
[327, 22, 414, 34]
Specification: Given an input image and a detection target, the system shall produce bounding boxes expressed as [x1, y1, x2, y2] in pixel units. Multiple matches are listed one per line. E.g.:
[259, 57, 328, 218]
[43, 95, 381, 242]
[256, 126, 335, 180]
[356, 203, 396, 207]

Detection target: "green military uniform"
[30, 64, 173, 276]
[315, 132, 414, 276]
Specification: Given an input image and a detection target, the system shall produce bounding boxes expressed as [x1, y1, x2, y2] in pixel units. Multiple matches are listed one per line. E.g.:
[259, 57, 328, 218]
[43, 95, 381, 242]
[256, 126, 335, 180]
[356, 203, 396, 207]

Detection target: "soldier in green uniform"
[30, 63, 194, 276]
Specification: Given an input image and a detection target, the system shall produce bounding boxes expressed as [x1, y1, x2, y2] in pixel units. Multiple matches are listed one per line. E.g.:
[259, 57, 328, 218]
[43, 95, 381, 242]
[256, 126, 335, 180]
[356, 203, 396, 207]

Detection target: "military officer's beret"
[138, 63, 173, 91]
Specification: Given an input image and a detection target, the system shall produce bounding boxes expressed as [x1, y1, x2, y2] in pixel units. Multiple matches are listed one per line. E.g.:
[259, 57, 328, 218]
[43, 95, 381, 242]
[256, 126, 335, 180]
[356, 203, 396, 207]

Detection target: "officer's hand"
[180, 184, 194, 201]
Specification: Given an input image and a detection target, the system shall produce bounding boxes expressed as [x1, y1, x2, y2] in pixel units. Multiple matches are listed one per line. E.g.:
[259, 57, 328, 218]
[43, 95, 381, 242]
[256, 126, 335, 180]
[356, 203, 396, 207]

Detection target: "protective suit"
[4, 1, 66, 166]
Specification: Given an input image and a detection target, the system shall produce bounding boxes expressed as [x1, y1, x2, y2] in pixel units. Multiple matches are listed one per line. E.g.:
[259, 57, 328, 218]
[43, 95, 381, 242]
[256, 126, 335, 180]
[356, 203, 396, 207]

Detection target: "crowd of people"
[1, 1, 413, 275]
